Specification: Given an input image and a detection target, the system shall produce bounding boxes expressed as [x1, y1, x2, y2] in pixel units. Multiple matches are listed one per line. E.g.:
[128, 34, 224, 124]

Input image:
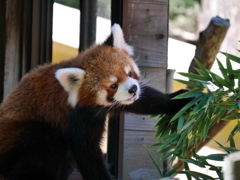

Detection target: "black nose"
[128, 85, 137, 94]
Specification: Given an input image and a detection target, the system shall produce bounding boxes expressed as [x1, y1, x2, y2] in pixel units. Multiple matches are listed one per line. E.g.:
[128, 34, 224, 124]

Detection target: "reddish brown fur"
[77, 45, 138, 106]
[0, 44, 137, 146]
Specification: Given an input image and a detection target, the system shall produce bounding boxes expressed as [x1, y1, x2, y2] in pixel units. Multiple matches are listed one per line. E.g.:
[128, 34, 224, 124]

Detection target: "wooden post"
[123, 0, 169, 179]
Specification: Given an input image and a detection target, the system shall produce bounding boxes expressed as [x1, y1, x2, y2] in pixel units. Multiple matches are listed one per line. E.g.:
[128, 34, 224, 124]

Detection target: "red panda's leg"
[69, 106, 112, 180]
[122, 86, 192, 115]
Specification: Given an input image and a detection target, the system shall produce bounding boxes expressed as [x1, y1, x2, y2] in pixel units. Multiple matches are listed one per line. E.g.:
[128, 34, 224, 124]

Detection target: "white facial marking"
[114, 77, 140, 105]
[111, 24, 134, 56]
[109, 75, 117, 82]
[131, 62, 140, 77]
[55, 68, 86, 107]
[124, 66, 131, 75]
[96, 89, 112, 106]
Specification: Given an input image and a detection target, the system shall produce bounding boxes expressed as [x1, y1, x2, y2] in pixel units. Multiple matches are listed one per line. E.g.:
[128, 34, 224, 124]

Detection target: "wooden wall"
[1, 0, 53, 100]
[123, 0, 169, 179]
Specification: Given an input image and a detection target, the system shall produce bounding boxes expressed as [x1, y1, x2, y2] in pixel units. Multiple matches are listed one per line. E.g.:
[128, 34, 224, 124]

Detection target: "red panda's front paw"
[167, 89, 194, 114]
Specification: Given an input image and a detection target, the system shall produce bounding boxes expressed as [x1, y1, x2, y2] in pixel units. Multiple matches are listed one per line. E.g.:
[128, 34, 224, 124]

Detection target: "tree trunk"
[188, 16, 230, 89]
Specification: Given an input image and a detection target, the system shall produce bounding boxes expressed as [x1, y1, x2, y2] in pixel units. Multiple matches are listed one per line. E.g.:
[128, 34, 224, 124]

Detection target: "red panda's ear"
[103, 23, 134, 56]
[55, 68, 86, 107]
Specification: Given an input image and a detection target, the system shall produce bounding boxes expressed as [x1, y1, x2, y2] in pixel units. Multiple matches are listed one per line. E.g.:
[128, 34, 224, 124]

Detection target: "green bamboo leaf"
[222, 113, 240, 120]
[179, 120, 196, 133]
[170, 96, 203, 122]
[228, 133, 236, 148]
[187, 171, 215, 180]
[202, 153, 226, 161]
[192, 78, 212, 85]
[183, 163, 192, 180]
[202, 117, 210, 138]
[215, 102, 236, 109]
[172, 89, 204, 99]
[163, 165, 179, 177]
[160, 145, 184, 161]
[157, 144, 176, 154]
[204, 94, 214, 112]
[208, 165, 221, 171]
[194, 58, 211, 77]
[161, 150, 175, 161]
[179, 157, 206, 168]
[210, 72, 233, 89]
[221, 52, 240, 63]
[144, 145, 163, 177]
[238, 74, 240, 88]
[233, 72, 240, 79]
[214, 140, 238, 154]
[228, 102, 240, 114]
[177, 116, 185, 132]
[177, 126, 190, 146]
[149, 114, 160, 119]
[210, 109, 226, 127]
[226, 56, 235, 86]
[191, 96, 208, 114]
[238, 120, 240, 131]
[174, 79, 204, 89]
[151, 142, 163, 147]
[216, 57, 228, 80]
[194, 68, 207, 77]
[228, 125, 239, 140]
[178, 72, 211, 81]
[156, 133, 177, 142]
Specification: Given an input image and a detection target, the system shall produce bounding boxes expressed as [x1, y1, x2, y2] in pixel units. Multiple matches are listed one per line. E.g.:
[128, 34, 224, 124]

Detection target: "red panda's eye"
[128, 71, 132, 77]
[110, 84, 118, 89]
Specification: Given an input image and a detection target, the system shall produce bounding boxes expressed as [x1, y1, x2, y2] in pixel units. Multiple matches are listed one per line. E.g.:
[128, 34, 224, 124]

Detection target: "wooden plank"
[4, 0, 22, 97]
[124, 130, 158, 149]
[124, 113, 158, 131]
[123, 130, 163, 180]
[140, 67, 166, 92]
[123, 0, 169, 179]
[127, 2, 168, 68]
[0, 0, 6, 102]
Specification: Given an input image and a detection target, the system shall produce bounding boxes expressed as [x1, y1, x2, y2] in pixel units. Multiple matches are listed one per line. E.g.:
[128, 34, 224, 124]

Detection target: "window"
[52, 0, 125, 179]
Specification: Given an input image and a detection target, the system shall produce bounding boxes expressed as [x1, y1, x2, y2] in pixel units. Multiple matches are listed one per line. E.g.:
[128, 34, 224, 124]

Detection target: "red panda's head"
[55, 24, 141, 107]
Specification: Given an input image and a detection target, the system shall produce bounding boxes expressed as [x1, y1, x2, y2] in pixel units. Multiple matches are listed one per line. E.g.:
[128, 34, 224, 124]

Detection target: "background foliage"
[169, 0, 200, 41]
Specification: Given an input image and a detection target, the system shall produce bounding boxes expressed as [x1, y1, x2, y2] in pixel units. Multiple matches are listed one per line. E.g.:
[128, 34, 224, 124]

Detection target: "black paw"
[167, 89, 194, 114]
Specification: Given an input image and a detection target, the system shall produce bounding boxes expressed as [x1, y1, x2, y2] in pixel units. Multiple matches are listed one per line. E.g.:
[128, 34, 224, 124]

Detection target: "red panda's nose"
[128, 85, 137, 94]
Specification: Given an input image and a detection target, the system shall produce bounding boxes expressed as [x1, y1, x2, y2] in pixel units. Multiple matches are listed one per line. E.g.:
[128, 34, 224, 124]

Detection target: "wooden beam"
[0, 0, 6, 102]
[79, 0, 97, 52]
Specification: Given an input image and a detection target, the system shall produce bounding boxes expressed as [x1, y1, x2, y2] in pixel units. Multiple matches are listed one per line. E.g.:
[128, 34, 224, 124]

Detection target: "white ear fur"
[55, 67, 86, 107]
[111, 24, 134, 56]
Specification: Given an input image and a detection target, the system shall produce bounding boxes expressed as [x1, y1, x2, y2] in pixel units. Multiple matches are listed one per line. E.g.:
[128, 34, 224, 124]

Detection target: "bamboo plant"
[147, 51, 240, 180]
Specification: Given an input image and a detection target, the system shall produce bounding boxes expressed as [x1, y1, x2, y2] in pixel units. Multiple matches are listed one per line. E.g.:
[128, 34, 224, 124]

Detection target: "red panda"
[0, 24, 191, 180]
